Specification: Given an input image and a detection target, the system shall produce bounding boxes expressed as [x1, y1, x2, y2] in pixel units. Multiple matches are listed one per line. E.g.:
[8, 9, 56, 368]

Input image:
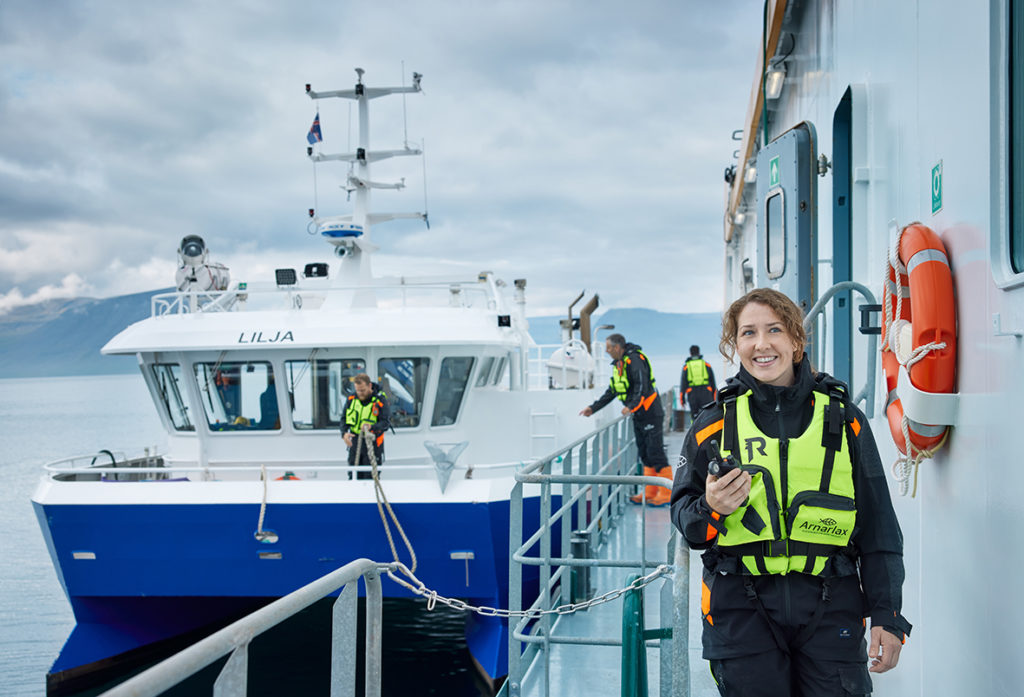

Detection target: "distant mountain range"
[0, 289, 723, 382]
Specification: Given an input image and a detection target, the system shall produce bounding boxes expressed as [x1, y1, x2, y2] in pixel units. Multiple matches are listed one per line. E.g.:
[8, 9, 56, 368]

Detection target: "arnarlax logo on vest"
[798, 517, 848, 537]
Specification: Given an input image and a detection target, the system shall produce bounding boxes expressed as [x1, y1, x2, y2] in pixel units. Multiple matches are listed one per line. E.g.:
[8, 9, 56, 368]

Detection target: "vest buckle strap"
[723, 540, 789, 557]
[724, 539, 843, 559]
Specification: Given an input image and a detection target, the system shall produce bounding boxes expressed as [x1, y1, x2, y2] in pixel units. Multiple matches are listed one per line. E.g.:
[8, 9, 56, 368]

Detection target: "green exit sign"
[769, 155, 780, 188]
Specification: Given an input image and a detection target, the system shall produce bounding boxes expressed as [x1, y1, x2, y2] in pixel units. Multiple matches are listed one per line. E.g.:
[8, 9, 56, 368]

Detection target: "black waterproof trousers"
[702, 571, 873, 697]
[685, 386, 716, 426]
[633, 411, 669, 473]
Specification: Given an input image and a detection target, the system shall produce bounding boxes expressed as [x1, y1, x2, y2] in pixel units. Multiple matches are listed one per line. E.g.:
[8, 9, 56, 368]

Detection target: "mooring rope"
[354, 428, 418, 573]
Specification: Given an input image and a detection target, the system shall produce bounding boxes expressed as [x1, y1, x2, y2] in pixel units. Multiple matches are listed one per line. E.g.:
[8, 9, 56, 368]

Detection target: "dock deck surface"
[517, 432, 719, 696]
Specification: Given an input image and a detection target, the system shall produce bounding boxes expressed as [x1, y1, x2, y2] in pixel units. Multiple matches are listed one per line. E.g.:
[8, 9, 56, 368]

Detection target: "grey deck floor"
[517, 432, 719, 697]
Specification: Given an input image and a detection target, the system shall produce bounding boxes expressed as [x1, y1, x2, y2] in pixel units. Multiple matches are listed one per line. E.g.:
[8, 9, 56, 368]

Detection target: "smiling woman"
[671, 287, 911, 696]
[720, 287, 807, 387]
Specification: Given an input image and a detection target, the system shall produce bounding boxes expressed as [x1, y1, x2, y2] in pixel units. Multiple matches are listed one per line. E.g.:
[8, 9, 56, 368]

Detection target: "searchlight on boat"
[175, 235, 230, 292]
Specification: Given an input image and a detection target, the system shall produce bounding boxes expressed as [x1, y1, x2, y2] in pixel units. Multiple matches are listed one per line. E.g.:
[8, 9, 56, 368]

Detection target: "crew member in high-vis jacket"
[670, 289, 910, 697]
[342, 373, 391, 480]
[681, 344, 717, 427]
[580, 333, 671, 506]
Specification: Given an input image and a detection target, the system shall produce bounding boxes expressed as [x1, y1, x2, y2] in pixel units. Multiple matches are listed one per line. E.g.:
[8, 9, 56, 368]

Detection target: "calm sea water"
[0, 374, 484, 696]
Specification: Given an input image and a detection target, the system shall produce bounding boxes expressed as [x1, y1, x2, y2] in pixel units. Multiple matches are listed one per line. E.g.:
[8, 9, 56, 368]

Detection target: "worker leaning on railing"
[579, 333, 672, 507]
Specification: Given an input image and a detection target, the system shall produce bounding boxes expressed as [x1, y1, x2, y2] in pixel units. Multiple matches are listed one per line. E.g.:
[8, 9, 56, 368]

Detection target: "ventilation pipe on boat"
[560, 290, 585, 344]
[578, 294, 599, 354]
[514, 278, 527, 310]
[510, 279, 528, 392]
[513, 279, 528, 330]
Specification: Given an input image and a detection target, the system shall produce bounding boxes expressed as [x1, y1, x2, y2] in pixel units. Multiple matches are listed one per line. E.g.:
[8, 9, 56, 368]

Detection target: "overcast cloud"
[0, 0, 761, 316]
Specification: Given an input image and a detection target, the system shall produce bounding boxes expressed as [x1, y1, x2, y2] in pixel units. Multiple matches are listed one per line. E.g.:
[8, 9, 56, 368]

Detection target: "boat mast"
[306, 68, 425, 297]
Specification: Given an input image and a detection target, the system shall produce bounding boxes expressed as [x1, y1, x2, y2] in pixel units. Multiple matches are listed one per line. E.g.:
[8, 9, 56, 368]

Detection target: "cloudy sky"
[0, 0, 762, 316]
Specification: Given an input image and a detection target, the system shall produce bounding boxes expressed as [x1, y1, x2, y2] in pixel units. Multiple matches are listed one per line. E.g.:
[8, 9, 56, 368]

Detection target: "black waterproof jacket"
[670, 358, 912, 640]
[588, 342, 663, 419]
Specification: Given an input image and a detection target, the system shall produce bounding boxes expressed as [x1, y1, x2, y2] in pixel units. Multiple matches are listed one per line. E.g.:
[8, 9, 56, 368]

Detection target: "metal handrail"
[152, 281, 495, 316]
[43, 459, 531, 477]
[505, 414, 683, 697]
[41, 450, 539, 481]
[803, 280, 879, 417]
[99, 558, 396, 697]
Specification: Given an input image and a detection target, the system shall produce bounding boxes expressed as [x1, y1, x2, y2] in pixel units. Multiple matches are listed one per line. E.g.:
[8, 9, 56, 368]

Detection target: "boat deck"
[517, 432, 719, 697]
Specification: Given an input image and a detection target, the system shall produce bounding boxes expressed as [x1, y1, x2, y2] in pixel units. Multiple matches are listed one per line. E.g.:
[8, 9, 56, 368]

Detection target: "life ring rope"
[882, 223, 955, 497]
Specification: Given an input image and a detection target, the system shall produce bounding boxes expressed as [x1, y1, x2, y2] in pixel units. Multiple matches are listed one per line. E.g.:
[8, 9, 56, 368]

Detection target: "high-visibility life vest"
[345, 392, 385, 446]
[715, 388, 856, 576]
[685, 357, 709, 387]
[609, 350, 658, 410]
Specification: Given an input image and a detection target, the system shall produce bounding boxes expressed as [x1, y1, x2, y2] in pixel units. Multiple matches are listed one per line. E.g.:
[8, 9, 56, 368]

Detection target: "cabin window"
[765, 190, 786, 278]
[1012, 1, 1024, 272]
[475, 356, 495, 387]
[378, 357, 430, 428]
[493, 356, 509, 387]
[194, 361, 279, 431]
[151, 363, 194, 431]
[286, 358, 366, 430]
[432, 357, 475, 426]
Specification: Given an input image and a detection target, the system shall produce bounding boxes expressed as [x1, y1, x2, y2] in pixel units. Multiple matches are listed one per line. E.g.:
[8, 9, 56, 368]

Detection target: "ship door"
[830, 87, 868, 387]
[755, 121, 818, 323]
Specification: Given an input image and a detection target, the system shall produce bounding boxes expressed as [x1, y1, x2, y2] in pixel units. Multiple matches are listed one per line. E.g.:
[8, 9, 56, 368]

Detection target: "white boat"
[31, 69, 613, 695]
[721, 1, 1024, 695]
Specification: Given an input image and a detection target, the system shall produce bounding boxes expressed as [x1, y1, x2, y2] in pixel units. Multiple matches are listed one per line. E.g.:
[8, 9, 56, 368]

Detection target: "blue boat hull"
[35, 495, 555, 693]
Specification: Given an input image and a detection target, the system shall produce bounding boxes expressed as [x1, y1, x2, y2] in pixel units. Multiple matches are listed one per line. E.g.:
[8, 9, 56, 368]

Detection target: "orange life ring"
[881, 223, 957, 455]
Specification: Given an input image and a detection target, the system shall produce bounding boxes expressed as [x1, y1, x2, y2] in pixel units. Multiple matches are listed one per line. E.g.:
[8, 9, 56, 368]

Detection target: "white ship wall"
[725, 2, 1022, 694]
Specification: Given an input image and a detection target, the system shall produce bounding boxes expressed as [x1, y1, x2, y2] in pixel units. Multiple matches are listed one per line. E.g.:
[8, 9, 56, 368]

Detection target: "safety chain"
[884, 224, 948, 497]
[259, 429, 670, 619]
[383, 562, 672, 619]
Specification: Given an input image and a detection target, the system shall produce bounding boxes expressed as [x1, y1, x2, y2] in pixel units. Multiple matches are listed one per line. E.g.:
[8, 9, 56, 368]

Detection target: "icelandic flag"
[307, 112, 323, 145]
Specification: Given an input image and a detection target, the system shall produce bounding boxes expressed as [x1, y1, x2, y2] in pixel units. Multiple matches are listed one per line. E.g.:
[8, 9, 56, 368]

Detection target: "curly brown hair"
[719, 288, 807, 364]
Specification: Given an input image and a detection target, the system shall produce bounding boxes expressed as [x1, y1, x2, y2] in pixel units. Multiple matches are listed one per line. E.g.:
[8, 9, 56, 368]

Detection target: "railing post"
[508, 480, 524, 697]
[212, 643, 248, 697]
[331, 581, 358, 697]
[578, 440, 589, 533]
[561, 447, 574, 606]
[670, 535, 690, 697]
[621, 574, 648, 697]
[540, 456, 553, 696]
[596, 427, 606, 534]
[364, 570, 383, 697]
[592, 429, 603, 529]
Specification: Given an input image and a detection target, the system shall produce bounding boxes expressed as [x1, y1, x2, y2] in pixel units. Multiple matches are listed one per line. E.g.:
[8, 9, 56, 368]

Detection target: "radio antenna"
[401, 60, 410, 148]
[421, 138, 430, 229]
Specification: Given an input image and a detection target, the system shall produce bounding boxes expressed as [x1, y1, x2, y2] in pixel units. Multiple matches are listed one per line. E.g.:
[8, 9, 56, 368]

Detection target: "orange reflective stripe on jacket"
[705, 510, 721, 542]
[632, 391, 659, 412]
[695, 419, 724, 446]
